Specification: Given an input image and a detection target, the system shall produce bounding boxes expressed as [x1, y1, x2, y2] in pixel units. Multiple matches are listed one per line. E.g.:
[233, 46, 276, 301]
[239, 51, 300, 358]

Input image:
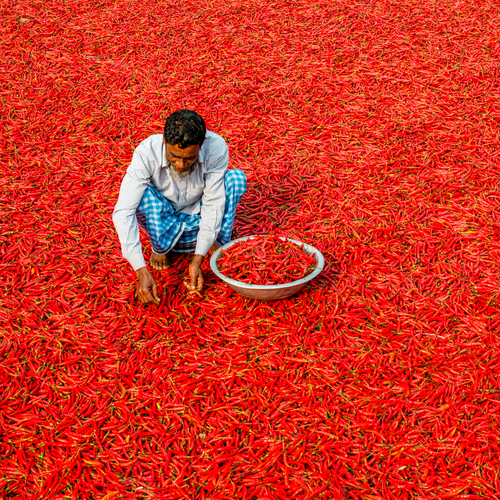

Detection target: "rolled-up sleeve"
[195, 145, 228, 256]
[112, 149, 151, 271]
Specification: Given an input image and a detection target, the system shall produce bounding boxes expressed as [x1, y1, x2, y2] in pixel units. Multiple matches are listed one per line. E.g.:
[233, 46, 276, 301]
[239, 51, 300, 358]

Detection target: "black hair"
[164, 109, 206, 148]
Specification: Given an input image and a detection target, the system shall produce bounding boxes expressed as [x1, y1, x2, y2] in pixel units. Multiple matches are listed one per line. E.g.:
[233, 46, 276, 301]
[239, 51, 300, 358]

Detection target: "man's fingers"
[145, 290, 160, 305]
[190, 274, 197, 290]
[137, 287, 159, 305]
[152, 282, 160, 303]
[197, 275, 204, 292]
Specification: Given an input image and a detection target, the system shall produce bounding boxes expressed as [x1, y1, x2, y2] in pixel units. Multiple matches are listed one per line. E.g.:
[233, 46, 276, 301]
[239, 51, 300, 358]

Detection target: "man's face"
[164, 140, 200, 173]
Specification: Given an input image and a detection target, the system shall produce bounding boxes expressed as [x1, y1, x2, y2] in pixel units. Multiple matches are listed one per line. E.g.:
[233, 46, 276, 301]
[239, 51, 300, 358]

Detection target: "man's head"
[163, 109, 206, 178]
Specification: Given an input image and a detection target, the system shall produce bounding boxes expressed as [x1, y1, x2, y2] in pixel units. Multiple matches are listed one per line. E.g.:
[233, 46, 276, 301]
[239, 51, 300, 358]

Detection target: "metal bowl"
[209, 236, 325, 300]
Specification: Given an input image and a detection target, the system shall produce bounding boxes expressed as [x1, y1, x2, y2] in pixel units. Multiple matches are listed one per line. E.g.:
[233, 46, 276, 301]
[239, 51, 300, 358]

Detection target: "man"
[113, 109, 247, 304]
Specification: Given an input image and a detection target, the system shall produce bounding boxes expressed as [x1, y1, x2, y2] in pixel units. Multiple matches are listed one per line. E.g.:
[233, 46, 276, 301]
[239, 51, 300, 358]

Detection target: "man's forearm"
[192, 254, 203, 266]
[113, 210, 146, 271]
[194, 230, 216, 257]
[126, 252, 147, 271]
[196, 169, 226, 256]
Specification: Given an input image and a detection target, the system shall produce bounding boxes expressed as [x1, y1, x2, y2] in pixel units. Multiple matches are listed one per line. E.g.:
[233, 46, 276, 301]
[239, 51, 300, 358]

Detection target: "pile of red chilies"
[2, 0, 500, 498]
[217, 236, 317, 284]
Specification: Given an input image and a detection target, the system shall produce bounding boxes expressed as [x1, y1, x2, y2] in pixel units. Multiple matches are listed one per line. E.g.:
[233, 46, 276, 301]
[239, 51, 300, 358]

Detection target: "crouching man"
[113, 109, 247, 304]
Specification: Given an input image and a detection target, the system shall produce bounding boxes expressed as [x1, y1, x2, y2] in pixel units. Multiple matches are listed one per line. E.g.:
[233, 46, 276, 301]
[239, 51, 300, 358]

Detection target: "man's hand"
[136, 267, 160, 305]
[187, 254, 204, 294]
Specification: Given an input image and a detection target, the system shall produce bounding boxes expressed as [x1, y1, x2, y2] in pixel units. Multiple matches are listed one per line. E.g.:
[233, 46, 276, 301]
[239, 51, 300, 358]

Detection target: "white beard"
[166, 158, 195, 179]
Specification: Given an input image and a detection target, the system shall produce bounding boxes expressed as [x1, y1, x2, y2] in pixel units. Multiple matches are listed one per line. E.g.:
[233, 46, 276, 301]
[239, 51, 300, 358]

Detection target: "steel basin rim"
[209, 235, 325, 290]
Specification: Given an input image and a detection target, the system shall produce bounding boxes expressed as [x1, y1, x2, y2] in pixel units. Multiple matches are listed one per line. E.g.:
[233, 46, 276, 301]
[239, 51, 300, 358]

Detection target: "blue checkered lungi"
[136, 169, 246, 254]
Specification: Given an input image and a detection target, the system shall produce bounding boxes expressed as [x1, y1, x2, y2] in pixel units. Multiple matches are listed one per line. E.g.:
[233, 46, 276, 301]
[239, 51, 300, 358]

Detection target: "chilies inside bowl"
[217, 235, 317, 285]
[209, 236, 325, 300]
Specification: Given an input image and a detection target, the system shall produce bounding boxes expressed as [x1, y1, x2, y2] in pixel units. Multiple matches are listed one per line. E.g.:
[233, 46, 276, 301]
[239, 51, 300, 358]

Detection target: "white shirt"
[113, 131, 228, 271]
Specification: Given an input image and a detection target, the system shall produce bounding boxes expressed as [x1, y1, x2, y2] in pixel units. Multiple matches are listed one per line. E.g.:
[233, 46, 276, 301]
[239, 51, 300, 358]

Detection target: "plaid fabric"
[136, 169, 246, 255]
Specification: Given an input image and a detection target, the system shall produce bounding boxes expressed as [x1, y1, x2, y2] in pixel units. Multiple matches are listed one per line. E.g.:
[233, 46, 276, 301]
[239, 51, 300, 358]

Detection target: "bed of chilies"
[1, 0, 500, 498]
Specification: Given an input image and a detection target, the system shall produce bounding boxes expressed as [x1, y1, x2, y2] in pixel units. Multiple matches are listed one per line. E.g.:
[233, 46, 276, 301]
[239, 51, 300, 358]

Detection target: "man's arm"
[113, 149, 160, 305]
[195, 147, 228, 256]
[187, 144, 228, 293]
[112, 149, 151, 271]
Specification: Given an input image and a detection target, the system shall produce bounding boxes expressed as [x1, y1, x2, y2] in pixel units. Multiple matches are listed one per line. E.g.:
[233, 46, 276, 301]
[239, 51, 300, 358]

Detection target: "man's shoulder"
[202, 131, 228, 155]
[129, 134, 164, 172]
[200, 131, 228, 170]
[135, 134, 164, 156]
